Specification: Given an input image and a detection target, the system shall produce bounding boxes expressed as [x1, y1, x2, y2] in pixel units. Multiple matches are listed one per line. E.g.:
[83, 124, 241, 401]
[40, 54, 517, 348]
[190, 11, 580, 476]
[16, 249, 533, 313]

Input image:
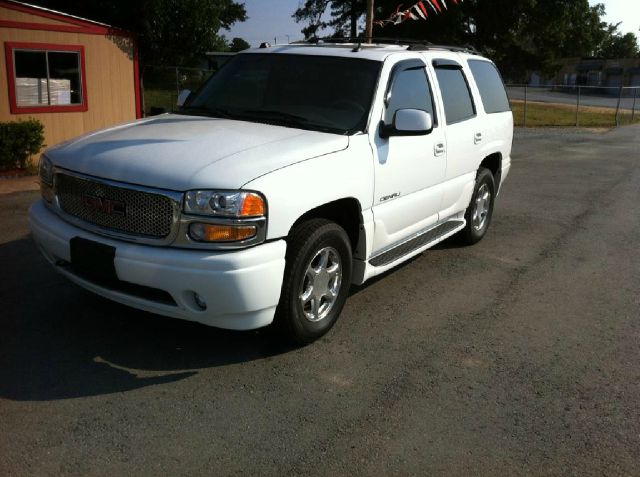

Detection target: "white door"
[431, 61, 483, 218]
[370, 59, 447, 254]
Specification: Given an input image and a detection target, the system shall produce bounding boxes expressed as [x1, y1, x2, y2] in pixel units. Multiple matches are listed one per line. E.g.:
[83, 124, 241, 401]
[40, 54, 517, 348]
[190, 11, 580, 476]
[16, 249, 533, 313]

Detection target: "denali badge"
[380, 192, 401, 202]
[82, 195, 126, 216]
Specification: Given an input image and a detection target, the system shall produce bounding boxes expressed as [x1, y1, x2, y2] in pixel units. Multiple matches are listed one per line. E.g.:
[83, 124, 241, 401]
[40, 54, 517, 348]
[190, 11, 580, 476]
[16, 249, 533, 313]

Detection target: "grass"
[143, 89, 177, 115]
[511, 100, 640, 128]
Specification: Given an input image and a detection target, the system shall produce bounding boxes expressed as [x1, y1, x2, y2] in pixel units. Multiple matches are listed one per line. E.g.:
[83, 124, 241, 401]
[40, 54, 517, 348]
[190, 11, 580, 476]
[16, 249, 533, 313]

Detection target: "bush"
[0, 118, 45, 170]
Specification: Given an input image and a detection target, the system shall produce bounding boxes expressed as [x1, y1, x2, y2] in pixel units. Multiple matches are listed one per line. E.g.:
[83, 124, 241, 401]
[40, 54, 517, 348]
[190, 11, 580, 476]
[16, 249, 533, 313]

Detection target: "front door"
[370, 59, 447, 254]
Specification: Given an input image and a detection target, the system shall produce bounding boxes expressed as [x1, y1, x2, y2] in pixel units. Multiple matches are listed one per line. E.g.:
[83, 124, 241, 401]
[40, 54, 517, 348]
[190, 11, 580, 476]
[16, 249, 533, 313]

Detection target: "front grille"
[55, 173, 175, 238]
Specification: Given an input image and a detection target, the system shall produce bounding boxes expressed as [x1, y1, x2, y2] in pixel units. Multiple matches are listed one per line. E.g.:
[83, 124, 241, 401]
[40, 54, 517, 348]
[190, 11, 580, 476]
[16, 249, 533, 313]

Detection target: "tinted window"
[434, 68, 475, 124]
[385, 67, 434, 124]
[468, 60, 510, 113]
[185, 54, 381, 134]
[48, 52, 83, 105]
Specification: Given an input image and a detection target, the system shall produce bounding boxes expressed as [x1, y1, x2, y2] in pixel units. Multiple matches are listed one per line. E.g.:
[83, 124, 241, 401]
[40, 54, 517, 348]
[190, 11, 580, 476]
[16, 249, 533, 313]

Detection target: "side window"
[468, 60, 510, 114]
[385, 67, 435, 124]
[434, 67, 475, 124]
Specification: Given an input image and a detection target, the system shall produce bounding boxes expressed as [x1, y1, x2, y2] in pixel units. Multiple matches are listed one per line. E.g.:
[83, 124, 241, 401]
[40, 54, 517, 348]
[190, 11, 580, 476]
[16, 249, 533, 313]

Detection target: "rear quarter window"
[468, 60, 510, 114]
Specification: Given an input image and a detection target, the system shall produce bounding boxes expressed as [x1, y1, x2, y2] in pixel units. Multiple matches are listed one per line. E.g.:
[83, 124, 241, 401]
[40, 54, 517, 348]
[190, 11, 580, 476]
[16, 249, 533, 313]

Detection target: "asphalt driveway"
[1, 125, 639, 476]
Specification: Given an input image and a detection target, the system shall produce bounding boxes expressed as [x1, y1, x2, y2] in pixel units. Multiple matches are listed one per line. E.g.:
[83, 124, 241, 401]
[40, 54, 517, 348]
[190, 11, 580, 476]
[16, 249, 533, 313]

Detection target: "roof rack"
[303, 36, 480, 54]
[406, 43, 480, 54]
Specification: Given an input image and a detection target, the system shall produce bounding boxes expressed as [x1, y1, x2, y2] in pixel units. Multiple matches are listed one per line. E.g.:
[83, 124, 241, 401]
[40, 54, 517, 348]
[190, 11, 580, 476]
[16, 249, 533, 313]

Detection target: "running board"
[369, 220, 465, 267]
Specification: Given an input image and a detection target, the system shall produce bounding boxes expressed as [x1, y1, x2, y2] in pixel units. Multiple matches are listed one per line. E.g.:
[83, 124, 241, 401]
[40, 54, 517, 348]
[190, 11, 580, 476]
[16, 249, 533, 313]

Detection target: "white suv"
[30, 42, 513, 343]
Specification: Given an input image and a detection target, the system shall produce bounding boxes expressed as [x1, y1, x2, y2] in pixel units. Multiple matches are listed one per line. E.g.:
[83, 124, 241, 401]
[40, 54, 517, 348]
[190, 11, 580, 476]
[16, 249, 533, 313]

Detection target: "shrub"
[0, 118, 45, 170]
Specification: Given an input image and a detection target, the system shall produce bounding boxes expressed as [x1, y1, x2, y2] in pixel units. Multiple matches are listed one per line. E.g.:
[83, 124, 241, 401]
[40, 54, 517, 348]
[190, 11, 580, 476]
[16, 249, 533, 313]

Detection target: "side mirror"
[177, 89, 192, 107]
[380, 109, 433, 138]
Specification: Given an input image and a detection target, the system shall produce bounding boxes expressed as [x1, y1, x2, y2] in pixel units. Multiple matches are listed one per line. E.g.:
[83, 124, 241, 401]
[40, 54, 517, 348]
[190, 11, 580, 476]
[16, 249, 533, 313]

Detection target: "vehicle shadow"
[0, 231, 468, 402]
[0, 236, 296, 402]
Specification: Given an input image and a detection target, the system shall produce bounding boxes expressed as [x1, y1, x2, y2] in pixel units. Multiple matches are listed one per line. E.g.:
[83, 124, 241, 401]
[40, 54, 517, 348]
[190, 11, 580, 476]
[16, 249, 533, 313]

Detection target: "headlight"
[184, 190, 266, 217]
[39, 154, 53, 186]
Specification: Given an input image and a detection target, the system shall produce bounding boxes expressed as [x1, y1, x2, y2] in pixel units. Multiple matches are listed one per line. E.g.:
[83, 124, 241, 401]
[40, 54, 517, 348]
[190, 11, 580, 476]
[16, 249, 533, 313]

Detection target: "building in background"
[0, 0, 141, 150]
[531, 57, 640, 91]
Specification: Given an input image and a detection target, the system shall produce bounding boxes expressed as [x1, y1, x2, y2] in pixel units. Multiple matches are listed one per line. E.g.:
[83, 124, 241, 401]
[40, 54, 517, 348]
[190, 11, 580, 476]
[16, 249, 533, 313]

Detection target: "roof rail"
[406, 43, 480, 54]
[303, 36, 480, 54]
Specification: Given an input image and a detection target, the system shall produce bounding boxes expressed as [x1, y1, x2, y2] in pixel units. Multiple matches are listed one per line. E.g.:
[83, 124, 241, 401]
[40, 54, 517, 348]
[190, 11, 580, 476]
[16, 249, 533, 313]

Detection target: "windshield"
[180, 53, 381, 135]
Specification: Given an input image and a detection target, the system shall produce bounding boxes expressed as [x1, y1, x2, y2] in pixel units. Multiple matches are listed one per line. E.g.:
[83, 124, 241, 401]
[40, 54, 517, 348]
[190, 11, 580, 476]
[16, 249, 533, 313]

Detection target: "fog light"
[189, 223, 257, 242]
[194, 293, 207, 310]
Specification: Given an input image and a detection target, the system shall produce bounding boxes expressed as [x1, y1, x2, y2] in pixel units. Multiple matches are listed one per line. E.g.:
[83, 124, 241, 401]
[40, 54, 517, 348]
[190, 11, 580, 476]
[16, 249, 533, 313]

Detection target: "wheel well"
[289, 198, 362, 253]
[480, 153, 502, 189]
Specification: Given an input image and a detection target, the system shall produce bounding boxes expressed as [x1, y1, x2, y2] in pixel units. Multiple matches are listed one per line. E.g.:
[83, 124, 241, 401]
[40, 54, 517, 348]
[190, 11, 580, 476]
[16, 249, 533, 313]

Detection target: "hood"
[46, 114, 349, 191]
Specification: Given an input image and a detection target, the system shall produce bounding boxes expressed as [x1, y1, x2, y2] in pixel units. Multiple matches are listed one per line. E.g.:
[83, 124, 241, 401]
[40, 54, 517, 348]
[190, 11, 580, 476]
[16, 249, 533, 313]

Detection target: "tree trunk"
[365, 0, 374, 43]
[350, 2, 357, 38]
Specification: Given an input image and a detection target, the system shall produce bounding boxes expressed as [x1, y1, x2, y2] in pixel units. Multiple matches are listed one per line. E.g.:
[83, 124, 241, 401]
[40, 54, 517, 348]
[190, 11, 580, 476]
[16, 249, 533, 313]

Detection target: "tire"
[274, 219, 352, 344]
[458, 167, 496, 245]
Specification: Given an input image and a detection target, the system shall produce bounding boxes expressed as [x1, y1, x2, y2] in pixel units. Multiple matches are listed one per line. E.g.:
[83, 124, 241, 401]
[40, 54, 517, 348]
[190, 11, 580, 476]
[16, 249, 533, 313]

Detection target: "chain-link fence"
[506, 85, 640, 128]
[142, 66, 214, 116]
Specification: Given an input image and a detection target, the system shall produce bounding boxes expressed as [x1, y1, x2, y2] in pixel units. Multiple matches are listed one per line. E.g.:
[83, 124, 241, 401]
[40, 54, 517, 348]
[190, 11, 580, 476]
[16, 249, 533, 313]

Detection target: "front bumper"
[29, 200, 287, 330]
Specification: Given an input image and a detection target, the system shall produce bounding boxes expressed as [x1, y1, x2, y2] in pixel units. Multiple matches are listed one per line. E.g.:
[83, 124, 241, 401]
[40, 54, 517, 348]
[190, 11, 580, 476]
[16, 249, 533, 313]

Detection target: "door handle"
[434, 143, 446, 156]
[474, 132, 483, 144]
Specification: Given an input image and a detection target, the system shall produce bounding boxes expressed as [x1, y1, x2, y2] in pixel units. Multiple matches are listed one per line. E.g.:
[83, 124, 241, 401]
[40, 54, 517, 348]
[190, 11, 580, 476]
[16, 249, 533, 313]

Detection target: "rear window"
[468, 60, 510, 114]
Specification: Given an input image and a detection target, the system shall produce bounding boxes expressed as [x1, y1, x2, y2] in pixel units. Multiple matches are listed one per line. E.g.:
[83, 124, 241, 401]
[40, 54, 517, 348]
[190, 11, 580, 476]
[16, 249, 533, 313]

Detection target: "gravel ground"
[0, 126, 639, 476]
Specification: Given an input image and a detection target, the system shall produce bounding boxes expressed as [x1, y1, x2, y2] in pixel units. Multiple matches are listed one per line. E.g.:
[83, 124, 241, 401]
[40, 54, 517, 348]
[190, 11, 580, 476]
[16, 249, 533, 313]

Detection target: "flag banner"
[375, 0, 463, 27]
[413, 4, 427, 19]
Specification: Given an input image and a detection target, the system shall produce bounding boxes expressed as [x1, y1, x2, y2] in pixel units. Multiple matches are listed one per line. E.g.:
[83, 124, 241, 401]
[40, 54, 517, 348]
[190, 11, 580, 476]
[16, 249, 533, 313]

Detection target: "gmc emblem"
[82, 194, 126, 217]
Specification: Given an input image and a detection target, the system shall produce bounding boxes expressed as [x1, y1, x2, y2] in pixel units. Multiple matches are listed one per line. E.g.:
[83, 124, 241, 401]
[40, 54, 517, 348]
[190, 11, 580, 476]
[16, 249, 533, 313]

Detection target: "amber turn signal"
[240, 193, 266, 217]
[189, 223, 257, 242]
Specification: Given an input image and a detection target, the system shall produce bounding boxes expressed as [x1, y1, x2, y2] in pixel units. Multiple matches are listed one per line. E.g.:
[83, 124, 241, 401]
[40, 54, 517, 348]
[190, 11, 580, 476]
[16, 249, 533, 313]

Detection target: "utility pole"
[365, 0, 374, 43]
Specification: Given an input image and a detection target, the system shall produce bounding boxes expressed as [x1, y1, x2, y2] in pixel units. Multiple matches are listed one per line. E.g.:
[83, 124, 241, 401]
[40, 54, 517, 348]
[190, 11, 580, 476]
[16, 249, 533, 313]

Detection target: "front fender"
[242, 135, 374, 241]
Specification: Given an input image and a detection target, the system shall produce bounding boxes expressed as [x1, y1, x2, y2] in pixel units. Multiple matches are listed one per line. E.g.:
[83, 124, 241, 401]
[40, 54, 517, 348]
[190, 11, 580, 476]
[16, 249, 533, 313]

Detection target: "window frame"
[383, 59, 438, 128]
[4, 41, 88, 114]
[433, 61, 477, 125]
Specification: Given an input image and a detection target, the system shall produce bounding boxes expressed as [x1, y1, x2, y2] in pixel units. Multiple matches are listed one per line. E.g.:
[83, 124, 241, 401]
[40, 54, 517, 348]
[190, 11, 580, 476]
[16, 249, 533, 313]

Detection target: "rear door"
[431, 58, 482, 218]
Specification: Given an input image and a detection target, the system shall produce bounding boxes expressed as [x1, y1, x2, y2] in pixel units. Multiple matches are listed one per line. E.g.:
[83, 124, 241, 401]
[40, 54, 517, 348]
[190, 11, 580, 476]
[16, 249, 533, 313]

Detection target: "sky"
[227, 0, 640, 47]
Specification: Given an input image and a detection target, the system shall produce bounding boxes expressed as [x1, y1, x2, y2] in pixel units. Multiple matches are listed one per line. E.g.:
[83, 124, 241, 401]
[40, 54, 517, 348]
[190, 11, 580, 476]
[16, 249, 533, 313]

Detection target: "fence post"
[576, 86, 581, 127]
[615, 86, 623, 127]
[632, 87, 638, 123]
[523, 85, 528, 128]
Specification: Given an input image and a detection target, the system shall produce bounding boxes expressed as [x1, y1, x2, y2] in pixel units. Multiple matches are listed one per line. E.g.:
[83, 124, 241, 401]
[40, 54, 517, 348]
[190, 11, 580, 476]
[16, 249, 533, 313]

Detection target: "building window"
[4, 42, 88, 113]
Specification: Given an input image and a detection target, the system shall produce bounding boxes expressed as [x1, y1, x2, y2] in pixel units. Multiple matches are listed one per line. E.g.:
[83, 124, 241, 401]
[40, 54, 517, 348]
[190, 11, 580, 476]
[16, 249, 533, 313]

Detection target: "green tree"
[293, 0, 365, 38]
[28, 0, 247, 67]
[293, 0, 612, 81]
[228, 37, 251, 52]
[597, 24, 639, 58]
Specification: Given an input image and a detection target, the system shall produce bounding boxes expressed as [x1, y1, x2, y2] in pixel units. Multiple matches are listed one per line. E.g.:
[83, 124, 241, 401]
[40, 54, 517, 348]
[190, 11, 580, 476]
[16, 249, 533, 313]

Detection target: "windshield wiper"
[239, 109, 310, 122]
[238, 109, 344, 134]
[179, 106, 234, 119]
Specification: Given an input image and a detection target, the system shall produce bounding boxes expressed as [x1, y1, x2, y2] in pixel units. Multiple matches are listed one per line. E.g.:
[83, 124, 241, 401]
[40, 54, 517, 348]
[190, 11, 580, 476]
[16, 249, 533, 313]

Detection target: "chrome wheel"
[472, 183, 491, 231]
[299, 246, 342, 322]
